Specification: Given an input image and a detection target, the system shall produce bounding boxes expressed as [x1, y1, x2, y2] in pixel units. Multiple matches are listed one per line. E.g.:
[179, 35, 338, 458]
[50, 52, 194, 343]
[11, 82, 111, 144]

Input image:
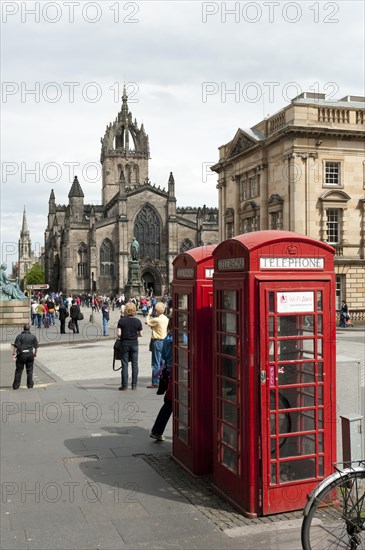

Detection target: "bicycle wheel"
[302, 470, 365, 549]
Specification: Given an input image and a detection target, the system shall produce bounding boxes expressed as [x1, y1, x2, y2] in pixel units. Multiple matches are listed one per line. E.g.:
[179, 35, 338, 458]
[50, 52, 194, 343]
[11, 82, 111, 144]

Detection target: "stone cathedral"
[44, 88, 219, 296]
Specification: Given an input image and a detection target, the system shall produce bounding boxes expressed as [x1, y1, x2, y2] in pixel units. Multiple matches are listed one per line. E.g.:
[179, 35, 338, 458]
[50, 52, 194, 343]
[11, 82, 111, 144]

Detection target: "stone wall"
[0, 300, 29, 326]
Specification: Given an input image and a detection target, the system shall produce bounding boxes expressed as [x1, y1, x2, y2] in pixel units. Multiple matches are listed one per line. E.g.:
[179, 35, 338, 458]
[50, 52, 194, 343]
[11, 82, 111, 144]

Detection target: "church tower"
[18, 207, 34, 281]
[100, 86, 150, 205]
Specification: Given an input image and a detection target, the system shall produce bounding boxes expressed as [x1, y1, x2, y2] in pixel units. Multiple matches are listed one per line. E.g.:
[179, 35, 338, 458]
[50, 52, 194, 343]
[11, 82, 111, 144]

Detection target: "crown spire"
[21, 206, 29, 235]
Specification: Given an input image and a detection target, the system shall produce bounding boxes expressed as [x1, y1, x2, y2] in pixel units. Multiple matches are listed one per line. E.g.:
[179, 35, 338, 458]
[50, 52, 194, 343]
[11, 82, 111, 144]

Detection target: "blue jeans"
[121, 344, 139, 388]
[151, 339, 164, 385]
[103, 317, 108, 336]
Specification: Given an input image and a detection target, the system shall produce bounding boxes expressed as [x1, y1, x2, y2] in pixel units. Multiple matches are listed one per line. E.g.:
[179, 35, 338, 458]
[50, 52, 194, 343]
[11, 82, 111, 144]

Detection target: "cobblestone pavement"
[143, 453, 304, 531]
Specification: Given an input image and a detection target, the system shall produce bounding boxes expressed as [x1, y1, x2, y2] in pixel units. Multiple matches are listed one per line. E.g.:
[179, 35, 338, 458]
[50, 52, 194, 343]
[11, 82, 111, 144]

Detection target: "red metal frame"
[212, 231, 336, 516]
[172, 245, 216, 476]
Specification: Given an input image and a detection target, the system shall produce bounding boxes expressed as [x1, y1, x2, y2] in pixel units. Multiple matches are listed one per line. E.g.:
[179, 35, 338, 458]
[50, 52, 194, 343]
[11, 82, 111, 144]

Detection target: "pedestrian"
[340, 300, 349, 328]
[145, 301, 169, 388]
[101, 301, 110, 336]
[12, 323, 39, 389]
[47, 298, 56, 325]
[116, 302, 143, 390]
[31, 301, 38, 325]
[58, 301, 69, 334]
[70, 299, 80, 334]
[36, 300, 46, 328]
[150, 318, 173, 441]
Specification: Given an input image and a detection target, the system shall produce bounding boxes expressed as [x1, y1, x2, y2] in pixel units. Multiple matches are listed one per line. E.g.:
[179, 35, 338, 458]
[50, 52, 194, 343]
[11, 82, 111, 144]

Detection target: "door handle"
[260, 370, 267, 384]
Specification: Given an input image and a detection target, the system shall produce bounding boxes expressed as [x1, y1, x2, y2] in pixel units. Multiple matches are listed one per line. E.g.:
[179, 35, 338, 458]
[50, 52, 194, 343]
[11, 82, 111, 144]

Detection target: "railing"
[336, 310, 365, 322]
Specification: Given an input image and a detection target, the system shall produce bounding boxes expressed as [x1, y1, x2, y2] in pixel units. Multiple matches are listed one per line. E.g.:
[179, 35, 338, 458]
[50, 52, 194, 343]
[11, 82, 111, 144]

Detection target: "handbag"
[113, 339, 122, 370]
[68, 319, 74, 331]
[156, 367, 170, 395]
[78, 312, 84, 321]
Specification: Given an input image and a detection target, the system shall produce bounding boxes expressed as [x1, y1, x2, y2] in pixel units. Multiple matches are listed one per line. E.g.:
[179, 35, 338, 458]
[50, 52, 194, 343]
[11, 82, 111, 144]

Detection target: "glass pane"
[178, 384, 188, 405]
[318, 385, 323, 406]
[177, 366, 189, 383]
[178, 348, 188, 369]
[178, 403, 189, 424]
[222, 380, 238, 404]
[271, 463, 277, 485]
[278, 316, 302, 336]
[221, 334, 237, 356]
[278, 363, 316, 385]
[177, 422, 188, 443]
[318, 456, 324, 477]
[177, 312, 188, 329]
[302, 316, 314, 335]
[222, 446, 237, 473]
[279, 387, 315, 409]
[178, 331, 188, 347]
[222, 400, 238, 425]
[318, 432, 324, 453]
[317, 363, 323, 382]
[222, 356, 237, 380]
[279, 434, 316, 458]
[177, 294, 188, 310]
[222, 312, 237, 333]
[317, 315, 323, 335]
[222, 423, 238, 448]
[317, 339, 323, 357]
[278, 339, 299, 361]
[290, 410, 316, 433]
[222, 290, 236, 310]
[317, 291, 322, 311]
[268, 317, 274, 337]
[268, 292, 274, 313]
[318, 409, 324, 430]
[269, 340, 275, 361]
[280, 458, 316, 482]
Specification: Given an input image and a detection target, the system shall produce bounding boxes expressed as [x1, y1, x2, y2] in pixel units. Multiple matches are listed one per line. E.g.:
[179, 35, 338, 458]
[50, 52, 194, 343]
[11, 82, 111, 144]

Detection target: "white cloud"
[1, 0, 364, 265]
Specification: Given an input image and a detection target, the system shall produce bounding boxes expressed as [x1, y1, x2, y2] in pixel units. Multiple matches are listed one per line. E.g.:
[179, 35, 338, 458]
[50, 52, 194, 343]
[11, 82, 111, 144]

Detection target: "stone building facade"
[44, 89, 219, 296]
[211, 92, 365, 313]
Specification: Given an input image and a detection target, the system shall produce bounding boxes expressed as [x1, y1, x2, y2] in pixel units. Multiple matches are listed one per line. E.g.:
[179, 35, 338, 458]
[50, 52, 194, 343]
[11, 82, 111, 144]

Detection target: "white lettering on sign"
[176, 268, 194, 279]
[277, 292, 314, 313]
[217, 258, 244, 271]
[205, 268, 214, 278]
[260, 257, 324, 269]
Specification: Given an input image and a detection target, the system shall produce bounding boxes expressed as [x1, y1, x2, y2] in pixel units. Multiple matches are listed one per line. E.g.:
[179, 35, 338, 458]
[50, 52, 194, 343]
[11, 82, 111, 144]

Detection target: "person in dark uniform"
[12, 323, 39, 389]
[117, 302, 143, 390]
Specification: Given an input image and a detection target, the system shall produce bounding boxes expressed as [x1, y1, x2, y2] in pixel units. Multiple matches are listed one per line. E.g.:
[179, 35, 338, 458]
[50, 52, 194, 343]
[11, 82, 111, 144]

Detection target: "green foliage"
[24, 263, 45, 285]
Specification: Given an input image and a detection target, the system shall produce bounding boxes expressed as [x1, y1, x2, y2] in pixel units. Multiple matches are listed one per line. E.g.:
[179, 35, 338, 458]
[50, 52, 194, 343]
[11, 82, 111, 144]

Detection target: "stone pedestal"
[0, 300, 29, 326]
[124, 261, 144, 298]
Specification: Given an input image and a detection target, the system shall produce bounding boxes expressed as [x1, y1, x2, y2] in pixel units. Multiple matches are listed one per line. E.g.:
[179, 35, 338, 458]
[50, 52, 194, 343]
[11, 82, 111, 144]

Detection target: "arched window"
[77, 243, 88, 278]
[180, 239, 194, 253]
[134, 205, 161, 260]
[100, 239, 115, 276]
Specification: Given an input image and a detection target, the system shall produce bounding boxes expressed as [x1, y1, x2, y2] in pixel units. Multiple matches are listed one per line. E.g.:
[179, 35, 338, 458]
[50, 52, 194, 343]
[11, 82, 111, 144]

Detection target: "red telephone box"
[172, 245, 216, 476]
[212, 231, 336, 516]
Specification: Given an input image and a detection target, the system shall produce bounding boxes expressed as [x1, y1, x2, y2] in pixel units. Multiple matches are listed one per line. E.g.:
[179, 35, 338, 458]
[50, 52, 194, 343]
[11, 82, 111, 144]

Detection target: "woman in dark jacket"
[58, 302, 69, 334]
[70, 299, 80, 334]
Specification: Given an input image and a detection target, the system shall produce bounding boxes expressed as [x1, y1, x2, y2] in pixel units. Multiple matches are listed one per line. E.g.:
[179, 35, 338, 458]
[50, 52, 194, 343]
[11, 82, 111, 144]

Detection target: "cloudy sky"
[1, 0, 364, 268]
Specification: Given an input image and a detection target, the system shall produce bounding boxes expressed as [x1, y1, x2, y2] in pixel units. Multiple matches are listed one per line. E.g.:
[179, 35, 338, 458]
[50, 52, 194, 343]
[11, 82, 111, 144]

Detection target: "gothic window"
[134, 205, 161, 260]
[180, 239, 194, 253]
[118, 164, 124, 181]
[77, 243, 88, 278]
[100, 239, 115, 276]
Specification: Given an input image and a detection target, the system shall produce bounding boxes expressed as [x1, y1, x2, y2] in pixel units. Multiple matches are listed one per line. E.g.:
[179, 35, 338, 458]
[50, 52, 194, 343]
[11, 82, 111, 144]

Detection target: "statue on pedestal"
[0, 263, 27, 300]
[130, 237, 139, 261]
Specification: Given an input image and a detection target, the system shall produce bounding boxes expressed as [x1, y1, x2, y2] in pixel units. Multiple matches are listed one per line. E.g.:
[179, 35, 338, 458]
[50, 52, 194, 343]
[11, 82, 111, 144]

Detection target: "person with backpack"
[12, 324, 39, 389]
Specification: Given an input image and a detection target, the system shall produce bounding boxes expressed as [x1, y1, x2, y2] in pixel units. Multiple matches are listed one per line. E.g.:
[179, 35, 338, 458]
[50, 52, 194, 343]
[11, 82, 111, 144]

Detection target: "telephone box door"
[259, 281, 334, 515]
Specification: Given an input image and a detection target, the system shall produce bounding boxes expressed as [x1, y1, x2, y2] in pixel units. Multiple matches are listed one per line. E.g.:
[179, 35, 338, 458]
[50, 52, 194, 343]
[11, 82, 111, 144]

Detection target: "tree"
[24, 263, 45, 285]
